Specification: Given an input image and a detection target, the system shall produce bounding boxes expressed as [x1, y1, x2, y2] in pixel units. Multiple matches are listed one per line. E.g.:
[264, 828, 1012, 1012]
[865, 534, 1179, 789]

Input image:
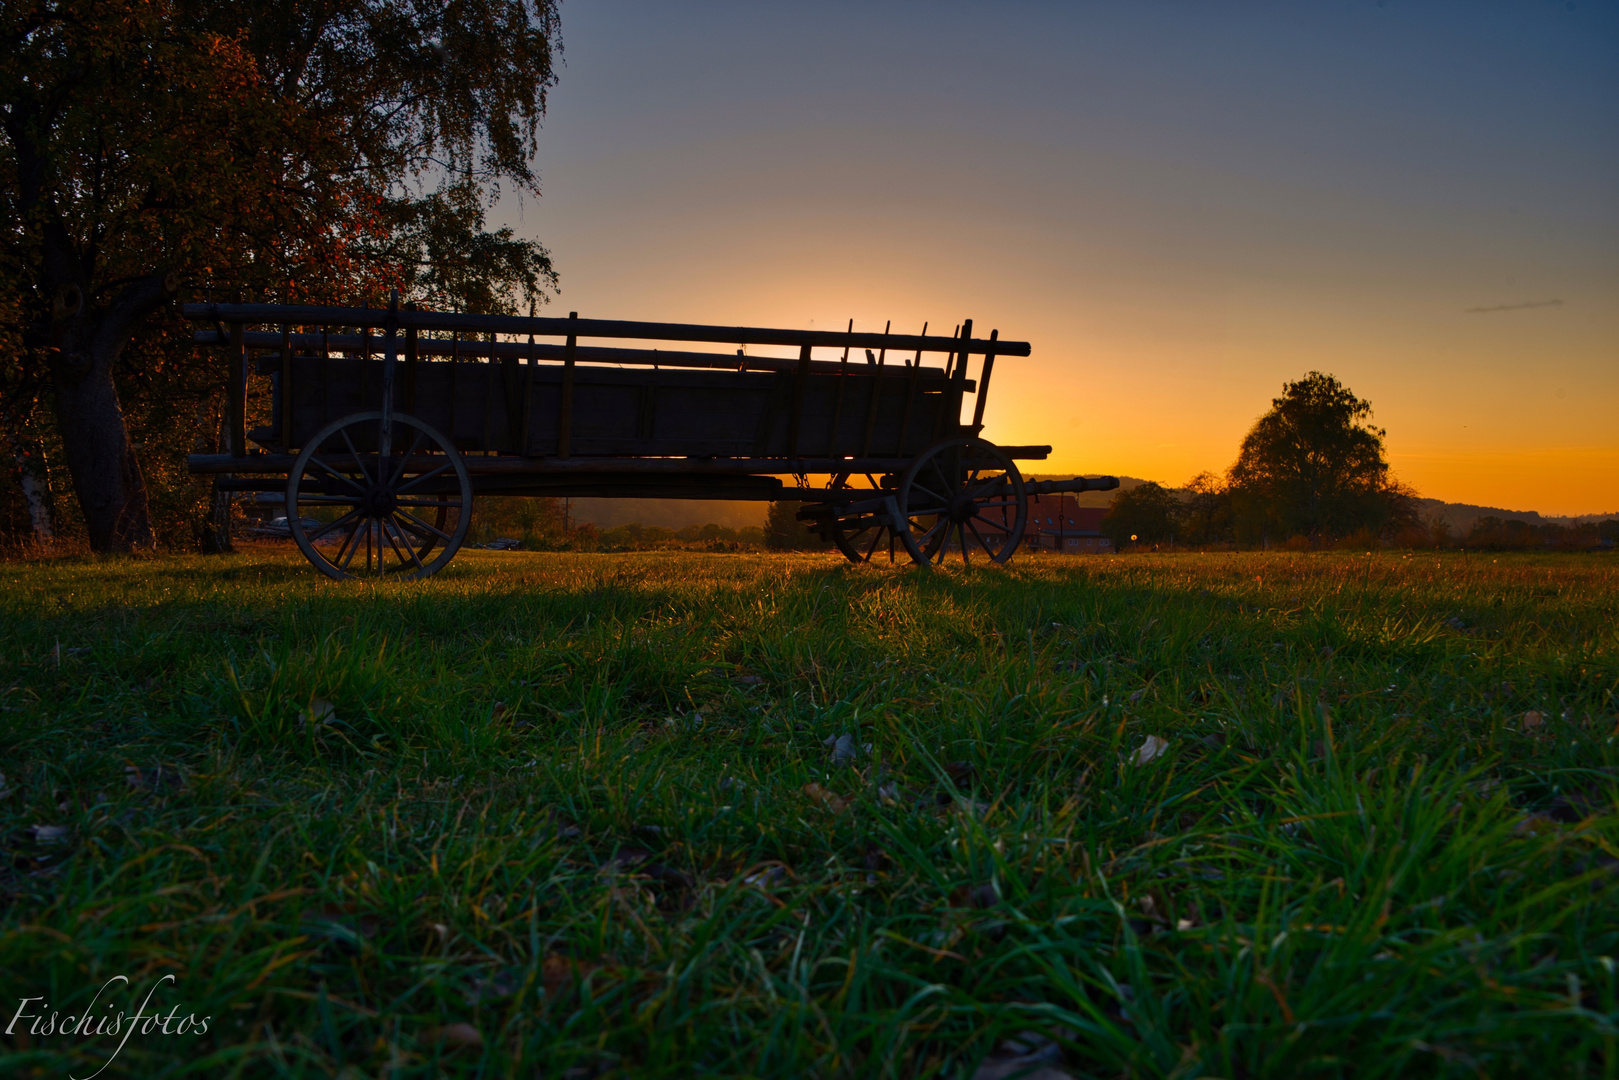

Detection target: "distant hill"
[1415, 498, 1619, 535]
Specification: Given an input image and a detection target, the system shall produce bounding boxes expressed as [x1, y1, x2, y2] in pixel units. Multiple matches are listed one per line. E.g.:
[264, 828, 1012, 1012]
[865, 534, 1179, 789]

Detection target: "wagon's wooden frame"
[184, 295, 1116, 578]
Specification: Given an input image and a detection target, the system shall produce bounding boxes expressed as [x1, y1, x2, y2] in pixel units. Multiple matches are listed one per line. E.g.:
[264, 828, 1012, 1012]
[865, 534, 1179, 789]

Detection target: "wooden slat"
[558, 311, 578, 459]
[228, 322, 246, 457]
[184, 302, 1031, 358]
[278, 323, 293, 449]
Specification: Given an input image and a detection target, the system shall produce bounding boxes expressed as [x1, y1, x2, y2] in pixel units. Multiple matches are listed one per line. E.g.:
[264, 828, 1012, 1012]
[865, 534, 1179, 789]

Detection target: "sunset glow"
[505, 1, 1618, 516]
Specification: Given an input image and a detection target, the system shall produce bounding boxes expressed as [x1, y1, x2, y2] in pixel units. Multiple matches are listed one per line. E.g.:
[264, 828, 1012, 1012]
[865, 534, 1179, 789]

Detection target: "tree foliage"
[1226, 371, 1405, 541]
[1099, 481, 1178, 550]
[0, 0, 562, 550]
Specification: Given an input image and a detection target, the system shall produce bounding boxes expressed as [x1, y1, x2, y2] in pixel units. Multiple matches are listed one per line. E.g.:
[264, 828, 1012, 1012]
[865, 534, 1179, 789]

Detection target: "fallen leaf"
[1131, 735, 1170, 765]
[124, 763, 184, 795]
[1515, 813, 1560, 836]
[542, 953, 585, 998]
[423, 1022, 483, 1050]
[742, 865, 788, 888]
[301, 698, 337, 725]
[492, 701, 509, 720]
[1200, 732, 1226, 751]
[804, 782, 849, 813]
[607, 846, 650, 869]
[945, 760, 976, 782]
[733, 674, 765, 687]
[1520, 710, 1544, 730]
[31, 824, 69, 845]
[971, 1030, 1074, 1080]
[824, 733, 861, 767]
[465, 969, 520, 1005]
[968, 882, 999, 908]
[305, 904, 380, 939]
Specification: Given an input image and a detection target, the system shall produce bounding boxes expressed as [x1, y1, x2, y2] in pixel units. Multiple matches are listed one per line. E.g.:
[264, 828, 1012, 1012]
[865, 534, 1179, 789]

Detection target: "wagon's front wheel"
[827, 472, 903, 564]
[895, 437, 1027, 567]
[286, 411, 473, 580]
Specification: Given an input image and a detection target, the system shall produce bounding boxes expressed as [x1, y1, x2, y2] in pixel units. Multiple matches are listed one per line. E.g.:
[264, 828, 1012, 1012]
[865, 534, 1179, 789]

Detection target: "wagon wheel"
[894, 436, 1027, 567]
[285, 411, 472, 580]
[827, 472, 904, 564]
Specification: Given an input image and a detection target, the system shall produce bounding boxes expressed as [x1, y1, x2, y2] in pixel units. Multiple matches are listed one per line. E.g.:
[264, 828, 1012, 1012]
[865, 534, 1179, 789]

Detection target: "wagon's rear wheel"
[285, 411, 472, 580]
[895, 437, 1027, 567]
[827, 472, 903, 564]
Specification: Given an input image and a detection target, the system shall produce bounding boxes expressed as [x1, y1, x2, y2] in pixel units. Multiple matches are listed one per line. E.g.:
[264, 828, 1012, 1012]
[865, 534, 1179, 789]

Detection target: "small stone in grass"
[1520, 710, 1545, 730]
[31, 824, 69, 845]
[301, 698, 337, 725]
[492, 701, 509, 720]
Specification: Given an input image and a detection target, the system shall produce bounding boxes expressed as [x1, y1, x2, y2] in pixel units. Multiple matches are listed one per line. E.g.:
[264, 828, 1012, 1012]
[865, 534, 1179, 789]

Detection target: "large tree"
[1, 0, 560, 551]
[1226, 371, 1404, 541]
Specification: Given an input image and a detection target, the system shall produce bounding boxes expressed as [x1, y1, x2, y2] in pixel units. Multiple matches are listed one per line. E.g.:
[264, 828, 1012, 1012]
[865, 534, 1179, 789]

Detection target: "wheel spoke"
[339, 428, 372, 485]
[396, 510, 453, 543]
[974, 516, 1014, 535]
[308, 457, 366, 492]
[959, 524, 971, 565]
[308, 508, 362, 542]
[393, 497, 462, 508]
[390, 430, 429, 486]
[396, 461, 452, 494]
[968, 520, 994, 554]
[381, 518, 417, 572]
[861, 527, 881, 561]
[292, 494, 367, 506]
[909, 487, 953, 511]
[337, 519, 365, 572]
[390, 517, 428, 572]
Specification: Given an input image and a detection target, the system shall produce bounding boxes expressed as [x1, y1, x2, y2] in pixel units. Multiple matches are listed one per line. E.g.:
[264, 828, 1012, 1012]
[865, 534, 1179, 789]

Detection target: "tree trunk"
[45, 276, 176, 553]
[50, 351, 155, 552]
[12, 447, 53, 542]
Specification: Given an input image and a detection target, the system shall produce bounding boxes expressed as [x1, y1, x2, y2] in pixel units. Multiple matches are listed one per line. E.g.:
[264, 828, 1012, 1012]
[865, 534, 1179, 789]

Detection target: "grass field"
[1, 548, 1616, 1078]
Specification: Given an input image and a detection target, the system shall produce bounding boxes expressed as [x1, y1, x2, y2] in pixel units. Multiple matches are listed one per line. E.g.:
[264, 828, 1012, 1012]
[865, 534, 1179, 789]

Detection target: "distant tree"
[1101, 481, 1178, 550]
[1227, 372, 1406, 542]
[765, 501, 829, 550]
[1, 0, 561, 551]
[1174, 471, 1232, 547]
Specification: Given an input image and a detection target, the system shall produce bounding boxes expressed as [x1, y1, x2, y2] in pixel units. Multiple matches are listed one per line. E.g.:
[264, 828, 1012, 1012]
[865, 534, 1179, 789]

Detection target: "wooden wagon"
[184, 295, 1117, 579]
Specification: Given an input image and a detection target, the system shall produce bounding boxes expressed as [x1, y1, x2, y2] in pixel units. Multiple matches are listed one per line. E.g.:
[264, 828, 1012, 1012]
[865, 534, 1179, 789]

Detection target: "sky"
[500, 0, 1619, 516]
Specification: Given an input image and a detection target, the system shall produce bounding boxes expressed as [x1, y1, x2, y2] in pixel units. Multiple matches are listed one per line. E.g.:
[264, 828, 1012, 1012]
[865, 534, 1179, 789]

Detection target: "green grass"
[1, 548, 1615, 1078]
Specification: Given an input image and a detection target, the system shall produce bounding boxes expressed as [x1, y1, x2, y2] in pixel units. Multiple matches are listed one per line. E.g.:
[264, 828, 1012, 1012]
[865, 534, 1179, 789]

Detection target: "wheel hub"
[361, 485, 397, 516]
[947, 494, 980, 523]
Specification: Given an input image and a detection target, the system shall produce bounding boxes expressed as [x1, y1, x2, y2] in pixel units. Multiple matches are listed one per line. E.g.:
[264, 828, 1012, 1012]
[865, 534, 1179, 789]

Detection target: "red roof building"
[1022, 493, 1113, 553]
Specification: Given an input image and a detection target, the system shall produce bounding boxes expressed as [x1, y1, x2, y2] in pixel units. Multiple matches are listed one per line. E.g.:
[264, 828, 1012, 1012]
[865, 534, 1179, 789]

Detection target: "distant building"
[1026, 494, 1112, 552]
[981, 493, 1112, 553]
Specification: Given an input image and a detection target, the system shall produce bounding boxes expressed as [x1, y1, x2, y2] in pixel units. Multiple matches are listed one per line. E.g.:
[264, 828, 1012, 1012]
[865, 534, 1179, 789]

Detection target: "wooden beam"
[787, 342, 812, 458]
[187, 445, 1058, 476]
[403, 308, 419, 415]
[558, 311, 578, 459]
[194, 329, 955, 379]
[228, 322, 247, 457]
[278, 323, 293, 449]
[183, 302, 1031, 358]
[972, 329, 998, 431]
